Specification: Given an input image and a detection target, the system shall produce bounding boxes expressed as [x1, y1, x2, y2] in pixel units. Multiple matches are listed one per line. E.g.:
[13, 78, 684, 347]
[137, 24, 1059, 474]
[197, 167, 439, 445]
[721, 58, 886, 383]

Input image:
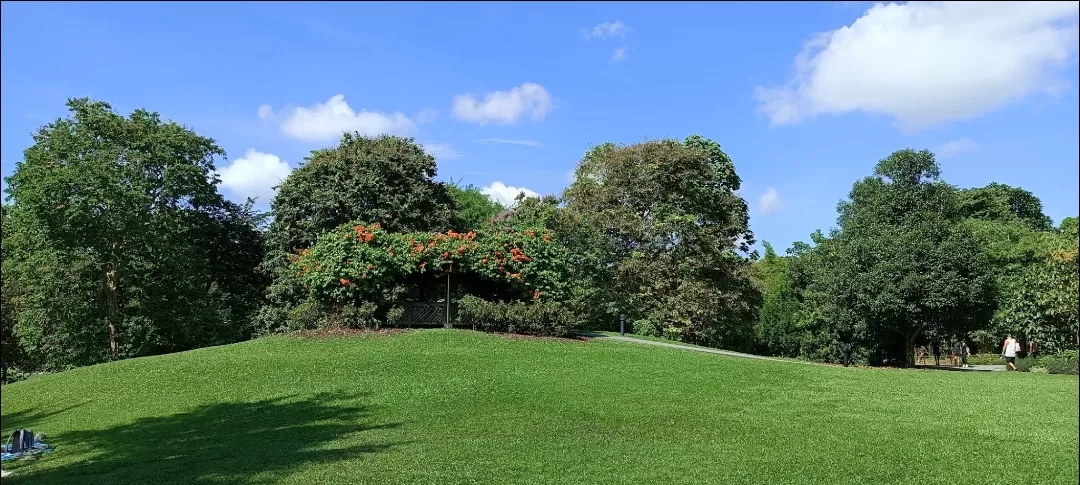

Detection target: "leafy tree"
[3, 98, 265, 370]
[1, 204, 22, 381]
[448, 183, 503, 232]
[259, 134, 455, 332]
[1060, 216, 1078, 240]
[809, 149, 996, 366]
[750, 242, 803, 357]
[959, 182, 1053, 231]
[563, 136, 758, 349]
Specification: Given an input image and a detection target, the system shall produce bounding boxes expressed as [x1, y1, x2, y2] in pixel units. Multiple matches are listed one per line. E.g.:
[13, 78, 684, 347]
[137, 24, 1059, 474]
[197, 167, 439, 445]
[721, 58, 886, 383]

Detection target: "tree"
[809, 149, 996, 366]
[259, 134, 455, 332]
[1, 204, 22, 381]
[959, 183, 1053, 231]
[563, 136, 758, 349]
[750, 242, 803, 357]
[448, 183, 503, 232]
[3, 98, 265, 370]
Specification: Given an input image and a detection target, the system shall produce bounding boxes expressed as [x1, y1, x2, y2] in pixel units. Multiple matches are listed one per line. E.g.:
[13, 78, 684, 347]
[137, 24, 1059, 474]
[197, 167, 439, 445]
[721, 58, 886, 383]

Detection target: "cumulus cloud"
[755, 2, 1080, 130]
[216, 149, 292, 202]
[938, 138, 978, 158]
[421, 142, 462, 160]
[477, 138, 543, 147]
[452, 83, 553, 125]
[583, 20, 629, 40]
[611, 45, 628, 63]
[758, 187, 784, 216]
[261, 95, 416, 142]
[481, 181, 539, 206]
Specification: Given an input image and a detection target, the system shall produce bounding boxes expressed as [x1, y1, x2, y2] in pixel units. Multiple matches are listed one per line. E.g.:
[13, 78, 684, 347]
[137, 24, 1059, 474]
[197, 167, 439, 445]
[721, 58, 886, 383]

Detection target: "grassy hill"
[2, 330, 1077, 484]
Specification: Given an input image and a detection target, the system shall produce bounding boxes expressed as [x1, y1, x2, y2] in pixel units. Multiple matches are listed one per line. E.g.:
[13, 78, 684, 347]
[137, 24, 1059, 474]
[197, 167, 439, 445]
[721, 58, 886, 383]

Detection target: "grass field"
[2, 329, 1077, 484]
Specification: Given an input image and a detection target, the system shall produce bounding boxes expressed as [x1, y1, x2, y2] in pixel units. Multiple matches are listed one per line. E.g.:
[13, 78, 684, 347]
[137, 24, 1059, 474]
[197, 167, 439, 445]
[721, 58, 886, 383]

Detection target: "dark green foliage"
[1016, 350, 1078, 375]
[448, 183, 503, 232]
[259, 134, 456, 332]
[457, 295, 578, 337]
[959, 182, 1053, 231]
[563, 136, 758, 350]
[800, 150, 996, 366]
[2, 98, 265, 372]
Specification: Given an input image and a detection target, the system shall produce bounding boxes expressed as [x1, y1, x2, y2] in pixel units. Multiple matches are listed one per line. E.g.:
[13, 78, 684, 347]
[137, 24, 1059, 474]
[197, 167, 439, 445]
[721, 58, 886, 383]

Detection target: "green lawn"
[2, 329, 1077, 485]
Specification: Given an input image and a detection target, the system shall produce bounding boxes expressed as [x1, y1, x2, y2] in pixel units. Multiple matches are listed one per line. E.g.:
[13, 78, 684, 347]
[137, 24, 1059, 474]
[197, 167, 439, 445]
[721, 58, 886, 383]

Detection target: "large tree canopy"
[808, 149, 996, 366]
[258, 134, 457, 332]
[2, 98, 264, 372]
[563, 136, 758, 348]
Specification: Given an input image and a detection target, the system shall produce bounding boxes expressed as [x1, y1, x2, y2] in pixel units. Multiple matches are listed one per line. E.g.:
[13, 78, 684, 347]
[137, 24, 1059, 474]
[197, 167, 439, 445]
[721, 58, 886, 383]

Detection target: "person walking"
[1001, 334, 1019, 371]
[960, 340, 970, 368]
[931, 340, 942, 366]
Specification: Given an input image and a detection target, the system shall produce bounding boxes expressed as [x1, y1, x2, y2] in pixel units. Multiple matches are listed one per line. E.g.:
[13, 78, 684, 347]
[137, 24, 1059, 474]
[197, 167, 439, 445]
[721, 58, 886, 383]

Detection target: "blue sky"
[2, 1, 1078, 251]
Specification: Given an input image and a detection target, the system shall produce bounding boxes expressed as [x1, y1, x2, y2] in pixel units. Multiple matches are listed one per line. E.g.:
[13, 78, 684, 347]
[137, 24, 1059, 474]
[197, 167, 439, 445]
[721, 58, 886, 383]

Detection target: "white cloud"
[481, 181, 540, 206]
[416, 108, 439, 124]
[257, 104, 273, 121]
[938, 138, 978, 157]
[477, 138, 543, 147]
[611, 45, 628, 63]
[755, 2, 1080, 131]
[452, 83, 553, 125]
[583, 20, 629, 40]
[216, 149, 292, 202]
[758, 187, 784, 216]
[422, 142, 462, 160]
[263, 95, 416, 142]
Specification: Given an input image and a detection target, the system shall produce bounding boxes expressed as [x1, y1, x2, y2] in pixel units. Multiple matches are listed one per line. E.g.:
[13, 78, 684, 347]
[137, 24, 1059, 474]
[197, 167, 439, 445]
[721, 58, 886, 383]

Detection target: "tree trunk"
[905, 333, 917, 368]
[104, 265, 119, 355]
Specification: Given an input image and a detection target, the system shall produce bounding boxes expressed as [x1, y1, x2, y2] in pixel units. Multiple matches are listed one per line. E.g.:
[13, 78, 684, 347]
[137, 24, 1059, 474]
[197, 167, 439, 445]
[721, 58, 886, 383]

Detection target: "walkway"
[915, 364, 1005, 372]
[583, 332, 1007, 371]
[581, 332, 819, 366]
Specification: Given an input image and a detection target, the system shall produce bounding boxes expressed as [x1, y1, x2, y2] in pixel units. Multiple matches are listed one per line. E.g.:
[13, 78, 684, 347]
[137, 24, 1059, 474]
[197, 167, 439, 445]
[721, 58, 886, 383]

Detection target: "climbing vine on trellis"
[290, 222, 574, 305]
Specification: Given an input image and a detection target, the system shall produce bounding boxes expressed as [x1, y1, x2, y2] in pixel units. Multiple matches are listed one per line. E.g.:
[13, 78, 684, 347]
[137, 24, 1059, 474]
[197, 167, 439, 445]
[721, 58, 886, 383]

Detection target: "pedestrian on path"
[960, 341, 970, 368]
[1001, 334, 1019, 371]
[931, 340, 942, 366]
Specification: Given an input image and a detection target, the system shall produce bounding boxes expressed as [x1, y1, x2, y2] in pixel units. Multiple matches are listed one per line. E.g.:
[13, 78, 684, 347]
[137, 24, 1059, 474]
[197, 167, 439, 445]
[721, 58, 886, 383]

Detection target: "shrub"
[1016, 350, 1079, 375]
[287, 299, 324, 331]
[457, 295, 578, 337]
[338, 302, 379, 329]
[386, 306, 405, 327]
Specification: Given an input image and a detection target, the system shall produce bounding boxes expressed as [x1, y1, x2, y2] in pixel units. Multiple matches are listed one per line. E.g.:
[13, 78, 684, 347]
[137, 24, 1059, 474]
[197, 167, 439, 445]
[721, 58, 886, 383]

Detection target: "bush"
[457, 295, 578, 337]
[337, 302, 379, 329]
[1016, 350, 1078, 375]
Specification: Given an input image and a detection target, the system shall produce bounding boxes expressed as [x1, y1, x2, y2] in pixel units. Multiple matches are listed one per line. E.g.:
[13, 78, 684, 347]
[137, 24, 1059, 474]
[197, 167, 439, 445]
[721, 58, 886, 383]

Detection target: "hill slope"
[2, 330, 1077, 484]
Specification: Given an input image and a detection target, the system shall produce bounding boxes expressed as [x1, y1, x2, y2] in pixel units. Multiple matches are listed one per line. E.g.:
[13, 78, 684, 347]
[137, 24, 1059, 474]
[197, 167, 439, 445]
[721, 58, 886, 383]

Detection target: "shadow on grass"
[3, 392, 403, 485]
[1, 401, 90, 434]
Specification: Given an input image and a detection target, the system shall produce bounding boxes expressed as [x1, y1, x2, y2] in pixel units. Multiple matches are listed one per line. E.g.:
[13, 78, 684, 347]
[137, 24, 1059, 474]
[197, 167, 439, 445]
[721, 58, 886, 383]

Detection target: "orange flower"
[524, 230, 536, 238]
[442, 251, 450, 259]
[372, 222, 381, 230]
[532, 290, 541, 299]
[366, 264, 374, 270]
[418, 262, 426, 270]
[481, 258, 488, 264]
[340, 278, 349, 286]
[543, 234, 552, 242]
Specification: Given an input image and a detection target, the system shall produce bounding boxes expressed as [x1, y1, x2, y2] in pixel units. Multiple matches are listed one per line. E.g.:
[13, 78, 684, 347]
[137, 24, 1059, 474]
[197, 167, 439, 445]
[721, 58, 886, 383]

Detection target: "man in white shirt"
[1001, 334, 1019, 371]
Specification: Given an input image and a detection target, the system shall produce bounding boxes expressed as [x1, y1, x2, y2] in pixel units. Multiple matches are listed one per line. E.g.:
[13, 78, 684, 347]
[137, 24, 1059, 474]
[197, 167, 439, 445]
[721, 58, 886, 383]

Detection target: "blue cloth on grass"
[1, 442, 52, 461]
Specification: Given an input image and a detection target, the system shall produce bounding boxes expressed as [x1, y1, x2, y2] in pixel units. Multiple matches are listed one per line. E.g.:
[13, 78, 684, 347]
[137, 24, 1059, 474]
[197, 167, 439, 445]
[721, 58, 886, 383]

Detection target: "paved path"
[583, 333, 1007, 372]
[581, 332, 819, 366]
[915, 364, 1005, 372]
